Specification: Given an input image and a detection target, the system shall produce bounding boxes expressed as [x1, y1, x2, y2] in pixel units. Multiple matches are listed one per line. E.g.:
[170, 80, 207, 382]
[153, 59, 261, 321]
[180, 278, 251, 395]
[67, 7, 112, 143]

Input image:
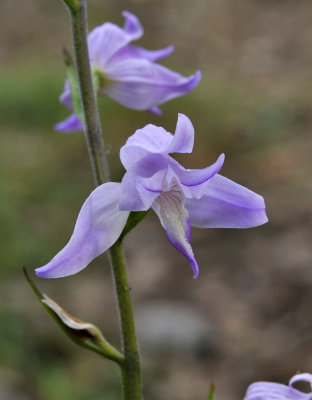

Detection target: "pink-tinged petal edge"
[35, 183, 129, 278]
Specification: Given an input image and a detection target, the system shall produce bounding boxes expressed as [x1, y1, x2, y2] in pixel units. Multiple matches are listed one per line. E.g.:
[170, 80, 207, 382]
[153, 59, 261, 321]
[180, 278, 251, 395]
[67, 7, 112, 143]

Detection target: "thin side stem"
[63, 1, 142, 399]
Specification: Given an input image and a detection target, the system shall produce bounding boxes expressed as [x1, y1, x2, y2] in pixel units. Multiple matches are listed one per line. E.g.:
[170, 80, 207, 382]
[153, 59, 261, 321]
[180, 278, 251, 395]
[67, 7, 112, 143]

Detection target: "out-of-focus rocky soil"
[1, 1, 312, 399]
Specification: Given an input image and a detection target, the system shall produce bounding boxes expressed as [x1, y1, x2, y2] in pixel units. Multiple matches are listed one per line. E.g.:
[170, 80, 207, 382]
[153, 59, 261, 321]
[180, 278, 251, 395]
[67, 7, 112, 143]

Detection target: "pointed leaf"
[206, 382, 216, 400]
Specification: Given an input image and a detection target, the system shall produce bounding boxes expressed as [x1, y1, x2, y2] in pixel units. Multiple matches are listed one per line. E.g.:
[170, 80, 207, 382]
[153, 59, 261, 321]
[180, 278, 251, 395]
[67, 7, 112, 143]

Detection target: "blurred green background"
[1, 0, 312, 399]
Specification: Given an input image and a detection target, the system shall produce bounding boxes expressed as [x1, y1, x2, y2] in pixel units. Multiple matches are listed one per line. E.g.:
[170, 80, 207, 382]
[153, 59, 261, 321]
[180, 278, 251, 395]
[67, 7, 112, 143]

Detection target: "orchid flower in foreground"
[55, 11, 201, 132]
[244, 373, 312, 400]
[36, 114, 267, 279]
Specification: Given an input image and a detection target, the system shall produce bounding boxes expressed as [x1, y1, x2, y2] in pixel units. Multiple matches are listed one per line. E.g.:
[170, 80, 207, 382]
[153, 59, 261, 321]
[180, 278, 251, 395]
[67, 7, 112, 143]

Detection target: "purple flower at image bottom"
[244, 373, 312, 400]
[36, 114, 268, 279]
[56, 11, 201, 132]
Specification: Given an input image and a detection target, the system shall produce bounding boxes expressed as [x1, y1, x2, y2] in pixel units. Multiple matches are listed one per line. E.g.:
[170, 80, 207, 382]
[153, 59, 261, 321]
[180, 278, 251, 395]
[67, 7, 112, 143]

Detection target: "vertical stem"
[64, 1, 142, 398]
[70, 0, 110, 185]
[109, 241, 142, 400]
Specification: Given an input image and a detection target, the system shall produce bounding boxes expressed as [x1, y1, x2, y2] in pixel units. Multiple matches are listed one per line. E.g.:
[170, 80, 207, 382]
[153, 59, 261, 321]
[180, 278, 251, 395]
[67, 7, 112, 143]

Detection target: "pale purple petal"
[109, 44, 174, 64]
[55, 81, 83, 132]
[170, 153, 224, 199]
[148, 106, 162, 115]
[88, 11, 143, 69]
[35, 183, 129, 278]
[186, 174, 268, 228]
[120, 114, 197, 173]
[59, 80, 73, 110]
[164, 113, 194, 154]
[152, 180, 199, 278]
[122, 11, 143, 39]
[119, 170, 165, 211]
[118, 172, 146, 211]
[245, 382, 311, 400]
[120, 124, 172, 171]
[54, 113, 83, 132]
[140, 169, 168, 193]
[289, 374, 312, 389]
[244, 374, 312, 400]
[129, 153, 168, 178]
[104, 58, 201, 111]
[88, 23, 128, 68]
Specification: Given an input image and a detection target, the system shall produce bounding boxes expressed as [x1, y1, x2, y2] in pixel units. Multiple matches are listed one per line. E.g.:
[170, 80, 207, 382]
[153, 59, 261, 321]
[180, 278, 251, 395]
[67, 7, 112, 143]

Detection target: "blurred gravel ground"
[1, 1, 312, 399]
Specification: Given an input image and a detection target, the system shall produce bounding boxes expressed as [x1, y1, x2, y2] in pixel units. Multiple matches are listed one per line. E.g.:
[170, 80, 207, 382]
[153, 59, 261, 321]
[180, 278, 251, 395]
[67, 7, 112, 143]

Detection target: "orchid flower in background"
[244, 373, 312, 400]
[36, 114, 267, 279]
[56, 11, 201, 132]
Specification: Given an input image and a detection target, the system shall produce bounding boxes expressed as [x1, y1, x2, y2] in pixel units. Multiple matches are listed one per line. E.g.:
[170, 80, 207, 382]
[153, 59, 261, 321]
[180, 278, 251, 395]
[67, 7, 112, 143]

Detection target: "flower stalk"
[109, 241, 142, 399]
[68, 0, 110, 185]
[62, 0, 142, 398]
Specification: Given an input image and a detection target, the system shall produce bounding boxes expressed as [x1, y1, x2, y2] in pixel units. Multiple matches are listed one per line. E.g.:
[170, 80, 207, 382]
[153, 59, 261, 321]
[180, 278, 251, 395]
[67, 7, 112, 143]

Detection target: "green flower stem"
[61, 0, 79, 13]
[109, 241, 142, 400]
[62, 1, 143, 399]
[68, 0, 110, 185]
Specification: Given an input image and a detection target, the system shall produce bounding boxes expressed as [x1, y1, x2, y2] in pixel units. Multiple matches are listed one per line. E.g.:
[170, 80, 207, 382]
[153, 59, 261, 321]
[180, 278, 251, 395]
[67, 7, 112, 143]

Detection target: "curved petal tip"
[35, 183, 129, 279]
[188, 70, 202, 91]
[122, 11, 143, 40]
[148, 106, 162, 115]
[54, 113, 83, 133]
[192, 259, 199, 279]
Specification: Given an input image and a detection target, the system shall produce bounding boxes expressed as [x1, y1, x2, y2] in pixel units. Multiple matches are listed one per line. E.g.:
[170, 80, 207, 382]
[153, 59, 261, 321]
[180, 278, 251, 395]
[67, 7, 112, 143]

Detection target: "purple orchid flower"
[55, 11, 201, 132]
[244, 373, 312, 400]
[36, 114, 268, 279]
